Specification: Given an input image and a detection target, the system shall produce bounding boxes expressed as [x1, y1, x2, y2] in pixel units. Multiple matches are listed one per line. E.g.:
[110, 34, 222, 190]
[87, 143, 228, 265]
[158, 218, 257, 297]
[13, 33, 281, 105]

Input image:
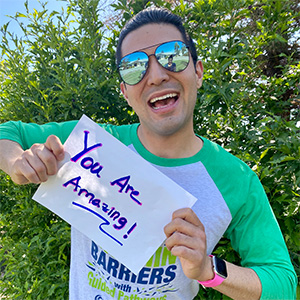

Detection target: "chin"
[153, 122, 187, 137]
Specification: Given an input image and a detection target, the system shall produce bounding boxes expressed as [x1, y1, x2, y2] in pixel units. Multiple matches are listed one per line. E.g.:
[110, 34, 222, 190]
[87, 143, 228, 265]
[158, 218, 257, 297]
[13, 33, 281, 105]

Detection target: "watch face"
[213, 256, 228, 278]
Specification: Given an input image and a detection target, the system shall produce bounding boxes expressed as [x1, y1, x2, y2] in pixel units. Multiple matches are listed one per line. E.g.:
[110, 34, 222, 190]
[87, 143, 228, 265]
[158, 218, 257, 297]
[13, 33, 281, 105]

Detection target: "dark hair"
[116, 7, 198, 67]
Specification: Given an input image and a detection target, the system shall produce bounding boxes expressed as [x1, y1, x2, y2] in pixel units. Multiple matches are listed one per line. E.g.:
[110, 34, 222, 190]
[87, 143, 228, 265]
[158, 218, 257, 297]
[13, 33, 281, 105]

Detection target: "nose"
[145, 55, 169, 86]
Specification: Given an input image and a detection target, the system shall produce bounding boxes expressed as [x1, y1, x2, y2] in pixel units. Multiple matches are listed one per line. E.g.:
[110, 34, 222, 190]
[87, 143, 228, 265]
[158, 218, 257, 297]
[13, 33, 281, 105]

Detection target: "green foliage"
[0, 0, 136, 124]
[0, 0, 135, 298]
[0, 172, 70, 299]
[173, 0, 300, 298]
[0, 0, 299, 299]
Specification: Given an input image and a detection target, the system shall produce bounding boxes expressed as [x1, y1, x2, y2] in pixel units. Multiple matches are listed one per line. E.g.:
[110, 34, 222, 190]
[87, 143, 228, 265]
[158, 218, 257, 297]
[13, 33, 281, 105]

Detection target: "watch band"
[197, 255, 227, 288]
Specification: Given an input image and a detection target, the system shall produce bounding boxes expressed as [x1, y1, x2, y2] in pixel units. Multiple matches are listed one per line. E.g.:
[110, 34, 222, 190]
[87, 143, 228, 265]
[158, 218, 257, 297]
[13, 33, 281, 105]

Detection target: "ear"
[195, 60, 204, 89]
[120, 82, 131, 106]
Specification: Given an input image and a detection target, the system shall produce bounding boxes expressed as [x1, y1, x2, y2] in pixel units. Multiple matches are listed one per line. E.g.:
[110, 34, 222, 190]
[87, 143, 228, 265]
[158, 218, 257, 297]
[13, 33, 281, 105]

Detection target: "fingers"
[11, 135, 64, 185]
[12, 154, 41, 184]
[45, 135, 65, 161]
[28, 145, 58, 179]
[164, 208, 213, 280]
[164, 208, 204, 238]
[23, 148, 49, 183]
[164, 208, 207, 259]
[165, 232, 200, 259]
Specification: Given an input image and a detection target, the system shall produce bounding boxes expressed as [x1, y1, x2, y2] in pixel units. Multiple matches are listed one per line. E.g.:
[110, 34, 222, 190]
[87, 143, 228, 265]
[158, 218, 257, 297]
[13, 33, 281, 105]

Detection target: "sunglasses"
[118, 40, 190, 85]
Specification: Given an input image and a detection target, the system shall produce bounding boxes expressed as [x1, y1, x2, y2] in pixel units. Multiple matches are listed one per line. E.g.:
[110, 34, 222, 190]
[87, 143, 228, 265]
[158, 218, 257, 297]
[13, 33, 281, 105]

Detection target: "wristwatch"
[197, 255, 227, 288]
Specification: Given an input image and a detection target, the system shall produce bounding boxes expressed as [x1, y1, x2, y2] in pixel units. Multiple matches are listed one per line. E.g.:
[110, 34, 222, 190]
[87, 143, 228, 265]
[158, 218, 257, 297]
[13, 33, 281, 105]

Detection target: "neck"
[137, 125, 203, 159]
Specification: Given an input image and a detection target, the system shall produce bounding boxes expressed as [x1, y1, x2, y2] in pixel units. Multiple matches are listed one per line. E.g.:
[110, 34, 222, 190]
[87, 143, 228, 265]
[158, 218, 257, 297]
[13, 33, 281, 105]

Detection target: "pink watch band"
[197, 255, 226, 288]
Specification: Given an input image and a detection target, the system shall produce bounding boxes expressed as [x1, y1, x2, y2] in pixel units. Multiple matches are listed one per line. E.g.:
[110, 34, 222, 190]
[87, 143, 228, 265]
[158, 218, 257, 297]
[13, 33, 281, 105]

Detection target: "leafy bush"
[0, 0, 299, 299]
[0, 0, 135, 124]
[0, 174, 70, 299]
[0, 0, 134, 298]
[177, 0, 300, 298]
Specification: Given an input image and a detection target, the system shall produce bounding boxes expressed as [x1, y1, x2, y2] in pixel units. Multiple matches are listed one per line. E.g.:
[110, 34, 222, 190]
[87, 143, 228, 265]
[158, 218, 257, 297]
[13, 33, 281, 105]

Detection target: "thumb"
[45, 135, 65, 161]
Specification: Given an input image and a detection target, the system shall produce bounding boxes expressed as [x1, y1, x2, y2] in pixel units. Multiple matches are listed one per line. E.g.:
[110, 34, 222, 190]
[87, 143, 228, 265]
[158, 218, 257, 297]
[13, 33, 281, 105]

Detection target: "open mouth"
[148, 93, 179, 110]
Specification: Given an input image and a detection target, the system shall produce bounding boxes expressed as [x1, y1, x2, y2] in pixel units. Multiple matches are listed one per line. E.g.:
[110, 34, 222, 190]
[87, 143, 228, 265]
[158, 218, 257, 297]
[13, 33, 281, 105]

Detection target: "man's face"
[120, 23, 203, 138]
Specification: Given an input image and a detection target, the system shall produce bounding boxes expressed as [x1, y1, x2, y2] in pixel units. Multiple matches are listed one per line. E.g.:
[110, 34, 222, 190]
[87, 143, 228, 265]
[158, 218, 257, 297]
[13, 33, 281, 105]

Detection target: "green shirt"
[0, 120, 297, 299]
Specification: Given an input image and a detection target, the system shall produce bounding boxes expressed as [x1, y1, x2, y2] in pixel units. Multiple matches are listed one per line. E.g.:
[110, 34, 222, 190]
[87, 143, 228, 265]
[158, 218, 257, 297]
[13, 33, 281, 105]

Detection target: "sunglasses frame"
[118, 40, 190, 86]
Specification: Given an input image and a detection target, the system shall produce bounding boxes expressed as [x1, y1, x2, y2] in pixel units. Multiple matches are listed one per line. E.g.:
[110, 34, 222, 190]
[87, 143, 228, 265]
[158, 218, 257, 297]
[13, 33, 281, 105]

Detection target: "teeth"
[149, 93, 177, 104]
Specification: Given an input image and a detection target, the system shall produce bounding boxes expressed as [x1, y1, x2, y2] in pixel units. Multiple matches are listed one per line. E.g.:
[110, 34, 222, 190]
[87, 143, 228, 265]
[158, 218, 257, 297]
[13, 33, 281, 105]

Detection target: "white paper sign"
[33, 114, 197, 274]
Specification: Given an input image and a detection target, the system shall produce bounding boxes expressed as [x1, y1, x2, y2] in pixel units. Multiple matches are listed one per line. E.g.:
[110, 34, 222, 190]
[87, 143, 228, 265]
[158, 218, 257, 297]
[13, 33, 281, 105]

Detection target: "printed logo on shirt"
[87, 241, 178, 299]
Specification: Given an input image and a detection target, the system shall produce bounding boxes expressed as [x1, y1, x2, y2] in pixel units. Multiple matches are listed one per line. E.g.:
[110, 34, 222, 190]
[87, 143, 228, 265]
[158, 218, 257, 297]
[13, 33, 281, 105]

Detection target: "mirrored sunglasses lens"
[119, 52, 148, 85]
[156, 41, 189, 72]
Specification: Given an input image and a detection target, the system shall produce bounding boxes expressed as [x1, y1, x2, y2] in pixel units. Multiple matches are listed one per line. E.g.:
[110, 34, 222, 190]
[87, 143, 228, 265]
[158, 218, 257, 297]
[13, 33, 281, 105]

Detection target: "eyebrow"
[135, 41, 167, 52]
[123, 40, 184, 57]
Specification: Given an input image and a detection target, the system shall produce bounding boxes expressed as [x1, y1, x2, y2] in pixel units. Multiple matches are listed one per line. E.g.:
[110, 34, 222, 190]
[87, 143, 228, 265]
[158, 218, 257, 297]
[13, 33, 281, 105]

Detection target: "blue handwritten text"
[111, 175, 142, 206]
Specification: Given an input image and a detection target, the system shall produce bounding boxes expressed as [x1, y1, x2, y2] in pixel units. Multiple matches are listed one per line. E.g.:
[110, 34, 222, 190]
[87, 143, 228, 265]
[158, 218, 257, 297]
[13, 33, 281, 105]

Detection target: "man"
[0, 7, 297, 300]
[164, 55, 176, 71]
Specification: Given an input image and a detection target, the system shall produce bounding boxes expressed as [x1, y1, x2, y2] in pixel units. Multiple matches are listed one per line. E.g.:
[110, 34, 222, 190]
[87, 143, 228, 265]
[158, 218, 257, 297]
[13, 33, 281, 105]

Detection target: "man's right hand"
[0, 135, 64, 185]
